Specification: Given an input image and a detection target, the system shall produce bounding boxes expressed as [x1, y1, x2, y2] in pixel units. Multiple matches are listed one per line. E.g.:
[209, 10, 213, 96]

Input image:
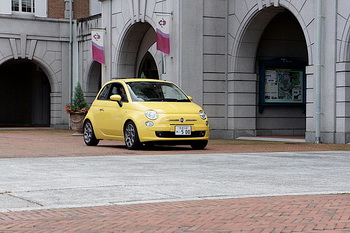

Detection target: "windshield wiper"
[162, 98, 190, 102]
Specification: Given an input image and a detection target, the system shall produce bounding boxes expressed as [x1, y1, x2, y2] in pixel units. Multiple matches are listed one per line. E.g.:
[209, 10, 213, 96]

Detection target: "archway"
[138, 51, 159, 79]
[117, 22, 159, 79]
[256, 10, 308, 136]
[0, 59, 51, 127]
[86, 61, 102, 104]
[230, 7, 308, 137]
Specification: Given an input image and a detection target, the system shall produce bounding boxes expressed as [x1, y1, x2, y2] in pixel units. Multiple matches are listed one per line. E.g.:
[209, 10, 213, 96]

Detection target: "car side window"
[98, 83, 128, 102]
[97, 84, 111, 100]
[110, 83, 128, 102]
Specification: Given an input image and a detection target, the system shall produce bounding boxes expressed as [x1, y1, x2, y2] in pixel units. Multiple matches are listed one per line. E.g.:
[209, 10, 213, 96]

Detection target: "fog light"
[145, 121, 154, 127]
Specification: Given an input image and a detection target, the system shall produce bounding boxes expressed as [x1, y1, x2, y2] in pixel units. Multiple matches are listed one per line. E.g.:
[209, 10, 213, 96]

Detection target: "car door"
[93, 83, 123, 139]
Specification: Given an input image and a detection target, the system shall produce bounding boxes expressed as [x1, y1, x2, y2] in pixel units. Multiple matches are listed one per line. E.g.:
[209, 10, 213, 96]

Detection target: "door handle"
[100, 108, 104, 111]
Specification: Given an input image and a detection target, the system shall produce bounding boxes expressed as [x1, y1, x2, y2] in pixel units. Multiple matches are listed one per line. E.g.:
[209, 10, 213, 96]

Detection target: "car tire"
[124, 121, 142, 150]
[190, 140, 208, 150]
[83, 120, 100, 146]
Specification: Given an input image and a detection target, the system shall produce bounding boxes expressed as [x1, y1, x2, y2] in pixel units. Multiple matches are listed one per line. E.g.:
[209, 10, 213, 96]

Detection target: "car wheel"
[83, 120, 99, 146]
[190, 140, 208, 150]
[124, 121, 142, 150]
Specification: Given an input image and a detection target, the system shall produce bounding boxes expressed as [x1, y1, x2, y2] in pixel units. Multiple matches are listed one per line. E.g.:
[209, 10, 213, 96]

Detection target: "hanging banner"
[156, 15, 171, 55]
[91, 29, 105, 64]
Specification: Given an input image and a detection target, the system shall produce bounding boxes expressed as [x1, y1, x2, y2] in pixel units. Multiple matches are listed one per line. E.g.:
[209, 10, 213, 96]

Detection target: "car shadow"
[97, 144, 197, 152]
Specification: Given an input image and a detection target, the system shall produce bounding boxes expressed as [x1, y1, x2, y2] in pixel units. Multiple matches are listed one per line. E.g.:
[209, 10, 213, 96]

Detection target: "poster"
[264, 68, 303, 103]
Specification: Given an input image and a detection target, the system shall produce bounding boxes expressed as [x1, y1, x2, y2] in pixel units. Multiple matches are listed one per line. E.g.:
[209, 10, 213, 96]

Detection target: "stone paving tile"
[0, 194, 349, 232]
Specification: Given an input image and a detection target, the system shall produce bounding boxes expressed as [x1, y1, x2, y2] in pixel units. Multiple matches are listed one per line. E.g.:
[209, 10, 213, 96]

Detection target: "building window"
[12, 0, 35, 13]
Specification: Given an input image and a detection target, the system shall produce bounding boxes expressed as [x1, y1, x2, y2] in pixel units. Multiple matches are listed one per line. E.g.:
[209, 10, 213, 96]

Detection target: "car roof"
[108, 78, 172, 84]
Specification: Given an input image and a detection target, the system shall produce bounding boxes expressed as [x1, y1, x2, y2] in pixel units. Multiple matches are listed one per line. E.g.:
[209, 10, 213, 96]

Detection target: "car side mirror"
[187, 96, 193, 101]
[110, 94, 122, 101]
[110, 94, 123, 107]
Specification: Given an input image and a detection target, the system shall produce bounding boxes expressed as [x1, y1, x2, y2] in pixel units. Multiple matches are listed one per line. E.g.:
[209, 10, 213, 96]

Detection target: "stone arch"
[0, 56, 57, 93]
[85, 60, 102, 104]
[115, 22, 160, 79]
[31, 57, 59, 93]
[339, 17, 350, 62]
[0, 58, 53, 127]
[228, 5, 310, 137]
[230, 5, 312, 72]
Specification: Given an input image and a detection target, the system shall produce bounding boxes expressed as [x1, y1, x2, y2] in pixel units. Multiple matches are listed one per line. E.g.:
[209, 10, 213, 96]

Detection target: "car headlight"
[145, 110, 158, 120]
[199, 110, 207, 120]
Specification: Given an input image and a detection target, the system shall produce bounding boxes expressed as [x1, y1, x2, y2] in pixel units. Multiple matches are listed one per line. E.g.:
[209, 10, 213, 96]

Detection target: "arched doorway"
[117, 22, 159, 79]
[86, 61, 102, 104]
[256, 10, 308, 136]
[230, 7, 309, 138]
[0, 59, 51, 127]
[138, 51, 159, 79]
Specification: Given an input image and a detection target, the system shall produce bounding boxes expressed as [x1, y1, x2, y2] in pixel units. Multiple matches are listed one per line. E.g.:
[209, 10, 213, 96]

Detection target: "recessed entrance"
[0, 59, 51, 127]
[138, 51, 159, 79]
[86, 61, 102, 104]
[256, 10, 308, 136]
[117, 22, 159, 79]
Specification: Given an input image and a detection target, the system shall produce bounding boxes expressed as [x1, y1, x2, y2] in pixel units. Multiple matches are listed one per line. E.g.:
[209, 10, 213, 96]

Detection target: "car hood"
[134, 102, 202, 114]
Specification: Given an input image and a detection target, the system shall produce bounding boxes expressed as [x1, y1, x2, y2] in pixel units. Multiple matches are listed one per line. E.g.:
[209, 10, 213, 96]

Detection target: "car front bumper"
[136, 117, 210, 142]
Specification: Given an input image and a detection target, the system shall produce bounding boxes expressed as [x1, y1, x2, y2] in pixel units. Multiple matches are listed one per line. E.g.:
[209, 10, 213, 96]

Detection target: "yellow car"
[83, 79, 210, 150]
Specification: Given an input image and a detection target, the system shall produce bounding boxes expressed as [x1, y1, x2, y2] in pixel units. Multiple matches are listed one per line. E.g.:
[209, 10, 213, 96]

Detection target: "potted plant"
[65, 82, 89, 135]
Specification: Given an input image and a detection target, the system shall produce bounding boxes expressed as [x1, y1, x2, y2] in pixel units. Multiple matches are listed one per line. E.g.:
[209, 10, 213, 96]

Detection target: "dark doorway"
[0, 60, 51, 127]
[138, 52, 159, 79]
[86, 61, 102, 104]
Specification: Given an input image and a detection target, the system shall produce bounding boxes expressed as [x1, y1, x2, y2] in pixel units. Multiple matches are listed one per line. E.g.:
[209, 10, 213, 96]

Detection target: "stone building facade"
[93, 0, 350, 144]
[0, 0, 100, 128]
[2, 0, 350, 144]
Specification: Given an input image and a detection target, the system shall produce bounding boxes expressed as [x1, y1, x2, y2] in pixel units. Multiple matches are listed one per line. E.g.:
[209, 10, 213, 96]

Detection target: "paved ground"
[0, 129, 350, 232]
[0, 194, 349, 233]
[1, 129, 350, 158]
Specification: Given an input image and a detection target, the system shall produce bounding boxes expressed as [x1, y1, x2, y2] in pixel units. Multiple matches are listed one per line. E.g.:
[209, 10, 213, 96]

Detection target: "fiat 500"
[83, 79, 210, 150]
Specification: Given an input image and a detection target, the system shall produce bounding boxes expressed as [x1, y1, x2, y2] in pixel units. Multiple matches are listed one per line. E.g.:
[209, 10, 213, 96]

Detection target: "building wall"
[202, 0, 227, 136]
[2, 0, 350, 143]
[0, 0, 102, 128]
[48, 0, 90, 19]
[0, 16, 71, 128]
[335, 1, 350, 143]
[48, 0, 65, 18]
[90, 0, 101, 16]
[73, 0, 90, 19]
[96, 0, 350, 143]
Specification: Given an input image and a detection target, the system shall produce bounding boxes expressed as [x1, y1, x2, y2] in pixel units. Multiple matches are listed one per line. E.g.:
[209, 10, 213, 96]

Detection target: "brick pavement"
[1, 129, 350, 158]
[0, 194, 349, 232]
[1, 129, 350, 232]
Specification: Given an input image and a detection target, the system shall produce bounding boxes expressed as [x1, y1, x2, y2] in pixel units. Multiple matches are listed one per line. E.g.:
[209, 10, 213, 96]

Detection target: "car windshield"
[126, 81, 190, 102]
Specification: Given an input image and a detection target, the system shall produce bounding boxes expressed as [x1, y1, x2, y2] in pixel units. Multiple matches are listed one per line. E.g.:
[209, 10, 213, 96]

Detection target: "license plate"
[175, 126, 191, 135]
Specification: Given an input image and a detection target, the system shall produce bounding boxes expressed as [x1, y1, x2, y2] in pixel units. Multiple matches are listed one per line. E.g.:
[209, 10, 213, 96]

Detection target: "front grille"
[168, 119, 197, 122]
[156, 131, 206, 138]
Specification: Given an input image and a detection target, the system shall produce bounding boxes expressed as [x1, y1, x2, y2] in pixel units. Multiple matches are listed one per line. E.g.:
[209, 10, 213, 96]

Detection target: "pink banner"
[156, 15, 170, 55]
[91, 30, 105, 64]
[156, 29, 170, 55]
[92, 42, 105, 64]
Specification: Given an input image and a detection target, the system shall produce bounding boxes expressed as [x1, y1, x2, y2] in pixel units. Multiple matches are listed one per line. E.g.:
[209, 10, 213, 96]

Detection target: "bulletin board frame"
[259, 58, 306, 113]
